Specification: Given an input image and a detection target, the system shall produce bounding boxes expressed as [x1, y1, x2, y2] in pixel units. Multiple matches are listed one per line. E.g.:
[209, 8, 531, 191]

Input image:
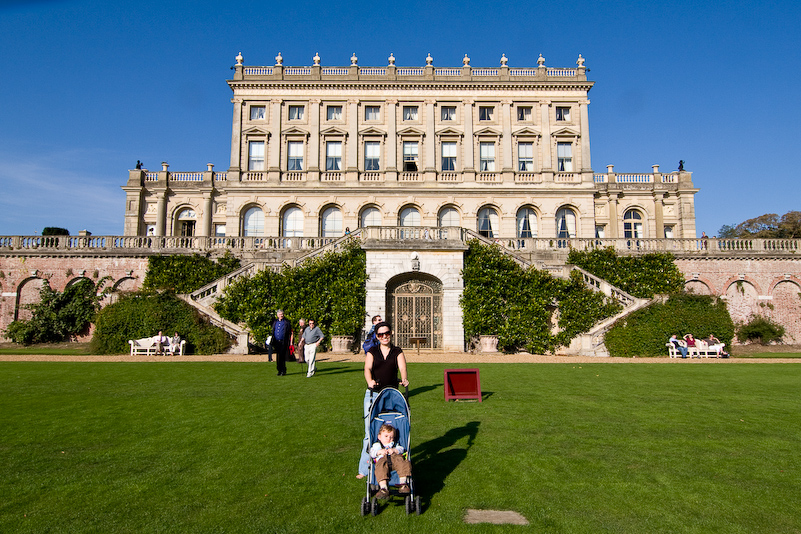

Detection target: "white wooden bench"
[666, 341, 726, 358]
[129, 337, 186, 356]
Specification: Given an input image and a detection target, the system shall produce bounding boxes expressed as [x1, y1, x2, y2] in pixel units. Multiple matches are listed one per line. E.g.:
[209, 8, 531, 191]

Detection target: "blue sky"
[1, 0, 798, 236]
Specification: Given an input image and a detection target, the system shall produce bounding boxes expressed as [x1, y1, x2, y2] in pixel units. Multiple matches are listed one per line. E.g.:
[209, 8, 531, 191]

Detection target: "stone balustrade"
[1, 232, 799, 257]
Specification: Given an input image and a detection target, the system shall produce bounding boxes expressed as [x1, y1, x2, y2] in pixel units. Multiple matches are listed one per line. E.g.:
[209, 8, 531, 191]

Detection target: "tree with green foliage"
[5, 278, 108, 344]
[142, 253, 241, 294]
[719, 210, 801, 239]
[604, 294, 735, 357]
[90, 291, 231, 354]
[461, 240, 621, 353]
[567, 247, 684, 298]
[42, 227, 70, 236]
[214, 240, 367, 347]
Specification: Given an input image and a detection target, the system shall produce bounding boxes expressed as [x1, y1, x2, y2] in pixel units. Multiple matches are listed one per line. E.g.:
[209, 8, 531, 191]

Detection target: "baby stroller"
[360, 386, 421, 516]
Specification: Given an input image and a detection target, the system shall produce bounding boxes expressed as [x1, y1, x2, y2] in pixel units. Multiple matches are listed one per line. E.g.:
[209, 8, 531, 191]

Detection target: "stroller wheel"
[405, 495, 412, 515]
[415, 495, 422, 515]
[360, 497, 369, 516]
[370, 497, 378, 516]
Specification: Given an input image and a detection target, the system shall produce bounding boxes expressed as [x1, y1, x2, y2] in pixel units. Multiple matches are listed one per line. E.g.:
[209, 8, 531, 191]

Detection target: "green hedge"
[143, 253, 241, 294]
[461, 240, 622, 353]
[604, 294, 735, 357]
[90, 292, 232, 354]
[5, 279, 106, 344]
[568, 247, 684, 298]
[214, 240, 367, 347]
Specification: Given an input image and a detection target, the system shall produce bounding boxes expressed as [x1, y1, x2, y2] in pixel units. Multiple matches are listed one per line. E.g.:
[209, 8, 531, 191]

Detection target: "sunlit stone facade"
[121, 52, 698, 241]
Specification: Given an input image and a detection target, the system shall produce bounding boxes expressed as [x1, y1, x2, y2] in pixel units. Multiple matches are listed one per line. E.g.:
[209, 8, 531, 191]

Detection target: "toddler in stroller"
[370, 423, 412, 499]
[361, 386, 420, 515]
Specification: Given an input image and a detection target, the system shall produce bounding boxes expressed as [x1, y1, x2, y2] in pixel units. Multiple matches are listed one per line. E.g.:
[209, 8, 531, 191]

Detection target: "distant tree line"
[719, 211, 801, 239]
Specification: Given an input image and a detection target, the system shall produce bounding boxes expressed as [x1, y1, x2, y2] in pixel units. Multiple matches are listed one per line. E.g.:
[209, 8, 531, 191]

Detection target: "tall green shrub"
[568, 247, 684, 298]
[143, 253, 241, 294]
[737, 316, 785, 344]
[5, 279, 107, 344]
[214, 240, 367, 346]
[461, 240, 621, 353]
[604, 294, 735, 357]
[90, 292, 231, 354]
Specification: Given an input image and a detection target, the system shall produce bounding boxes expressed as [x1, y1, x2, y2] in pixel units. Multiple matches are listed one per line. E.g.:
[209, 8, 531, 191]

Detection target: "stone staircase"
[177, 228, 649, 356]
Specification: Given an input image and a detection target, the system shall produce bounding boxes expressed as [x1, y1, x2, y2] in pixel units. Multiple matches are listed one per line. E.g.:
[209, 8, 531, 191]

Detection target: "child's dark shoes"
[398, 484, 411, 494]
[375, 488, 390, 500]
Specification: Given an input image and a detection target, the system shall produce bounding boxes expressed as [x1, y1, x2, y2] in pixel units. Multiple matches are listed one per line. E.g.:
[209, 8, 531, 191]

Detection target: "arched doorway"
[387, 274, 443, 350]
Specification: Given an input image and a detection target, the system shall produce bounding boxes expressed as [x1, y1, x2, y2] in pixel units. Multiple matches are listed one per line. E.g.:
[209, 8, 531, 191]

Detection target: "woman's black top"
[368, 344, 402, 391]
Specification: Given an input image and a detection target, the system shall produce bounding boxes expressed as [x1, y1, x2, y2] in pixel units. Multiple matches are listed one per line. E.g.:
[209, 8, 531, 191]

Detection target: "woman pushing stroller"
[358, 322, 409, 479]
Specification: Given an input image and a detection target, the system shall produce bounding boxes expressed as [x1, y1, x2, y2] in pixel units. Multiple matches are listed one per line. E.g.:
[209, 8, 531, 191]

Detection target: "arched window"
[516, 207, 538, 238]
[360, 206, 382, 227]
[177, 208, 196, 237]
[321, 206, 343, 237]
[438, 207, 460, 227]
[624, 209, 644, 238]
[399, 206, 421, 227]
[242, 207, 264, 236]
[556, 207, 577, 238]
[282, 207, 303, 237]
[477, 206, 499, 238]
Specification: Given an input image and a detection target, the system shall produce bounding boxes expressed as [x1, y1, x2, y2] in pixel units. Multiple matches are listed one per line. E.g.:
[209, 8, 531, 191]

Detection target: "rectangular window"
[441, 142, 456, 171]
[248, 140, 264, 171]
[288, 105, 304, 120]
[479, 142, 495, 171]
[403, 106, 418, 121]
[288, 141, 304, 170]
[403, 141, 419, 171]
[557, 142, 573, 172]
[214, 224, 226, 237]
[250, 105, 265, 120]
[326, 141, 342, 171]
[441, 106, 456, 121]
[365, 105, 380, 121]
[664, 226, 674, 239]
[327, 105, 342, 121]
[595, 225, 605, 239]
[517, 106, 532, 121]
[518, 142, 533, 171]
[479, 106, 494, 121]
[556, 106, 570, 121]
[365, 141, 380, 170]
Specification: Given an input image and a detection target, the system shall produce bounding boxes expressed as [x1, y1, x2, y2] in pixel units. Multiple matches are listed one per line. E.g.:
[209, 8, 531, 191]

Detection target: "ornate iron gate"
[389, 278, 443, 350]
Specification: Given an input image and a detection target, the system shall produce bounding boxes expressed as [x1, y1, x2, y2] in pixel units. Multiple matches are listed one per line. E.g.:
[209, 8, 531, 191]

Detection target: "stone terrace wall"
[0, 255, 148, 341]
[675, 256, 801, 343]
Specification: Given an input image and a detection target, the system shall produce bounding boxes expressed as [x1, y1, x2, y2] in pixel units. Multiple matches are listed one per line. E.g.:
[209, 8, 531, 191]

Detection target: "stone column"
[155, 162, 169, 236]
[308, 99, 321, 175]
[347, 99, 359, 179]
[579, 99, 591, 171]
[462, 99, 475, 180]
[424, 99, 436, 176]
[386, 99, 397, 180]
[540, 100, 552, 171]
[229, 98, 244, 180]
[654, 193, 665, 239]
[268, 100, 283, 179]
[608, 194, 619, 238]
[501, 99, 513, 181]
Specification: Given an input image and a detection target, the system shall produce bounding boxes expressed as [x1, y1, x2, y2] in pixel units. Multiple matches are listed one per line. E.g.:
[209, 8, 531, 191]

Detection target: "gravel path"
[1, 352, 799, 363]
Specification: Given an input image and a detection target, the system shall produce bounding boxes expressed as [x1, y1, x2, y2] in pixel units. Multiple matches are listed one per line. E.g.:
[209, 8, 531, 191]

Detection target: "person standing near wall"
[273, 309, 291, 376]
[302, 319, 324, 377]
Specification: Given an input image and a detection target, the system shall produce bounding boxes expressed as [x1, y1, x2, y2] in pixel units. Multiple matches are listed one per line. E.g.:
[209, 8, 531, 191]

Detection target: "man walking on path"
[273, 309, 291, 376]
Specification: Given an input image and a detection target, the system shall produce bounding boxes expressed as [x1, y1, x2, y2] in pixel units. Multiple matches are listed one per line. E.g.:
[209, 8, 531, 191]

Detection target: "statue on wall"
[678, 160, 685, 171]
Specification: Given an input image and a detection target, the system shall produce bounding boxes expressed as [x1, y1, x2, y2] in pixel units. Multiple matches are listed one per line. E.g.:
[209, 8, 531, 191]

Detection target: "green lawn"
[1, 361, 800, 533]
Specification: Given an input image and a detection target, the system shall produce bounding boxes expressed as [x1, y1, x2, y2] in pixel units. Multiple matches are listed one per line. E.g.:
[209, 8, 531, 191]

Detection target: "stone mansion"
[122, 52, 698, 242]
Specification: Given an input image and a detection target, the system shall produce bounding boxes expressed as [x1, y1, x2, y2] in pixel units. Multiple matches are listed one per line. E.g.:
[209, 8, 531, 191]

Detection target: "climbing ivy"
[460, 240, 621, 353]
[143, 253, 241, 294]
[214, 240, 367, 347]
[567, 247, 684, 298]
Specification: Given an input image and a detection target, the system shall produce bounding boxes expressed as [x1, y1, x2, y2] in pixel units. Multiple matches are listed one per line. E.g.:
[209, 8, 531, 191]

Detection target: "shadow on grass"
[412, 421, 480, 509]
[409, 384, 440, 398]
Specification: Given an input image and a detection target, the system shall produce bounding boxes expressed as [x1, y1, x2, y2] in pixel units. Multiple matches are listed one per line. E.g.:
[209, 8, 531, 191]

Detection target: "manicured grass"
[1, 361, 800, 533]
[0, 347, 92, 356]
[734, 353, 801, 358]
